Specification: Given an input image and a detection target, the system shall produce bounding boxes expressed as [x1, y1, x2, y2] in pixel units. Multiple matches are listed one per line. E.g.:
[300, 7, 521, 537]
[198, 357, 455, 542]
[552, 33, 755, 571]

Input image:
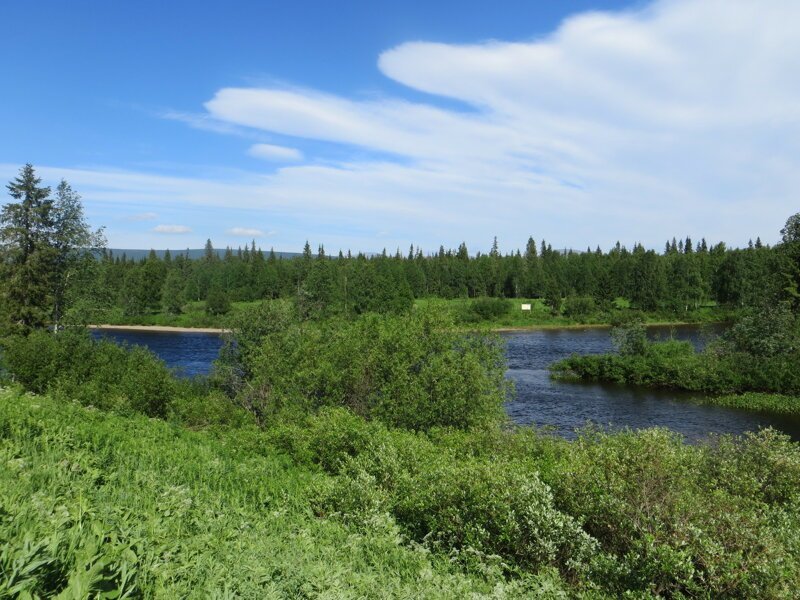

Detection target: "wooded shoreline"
[89, 319, 720, 335]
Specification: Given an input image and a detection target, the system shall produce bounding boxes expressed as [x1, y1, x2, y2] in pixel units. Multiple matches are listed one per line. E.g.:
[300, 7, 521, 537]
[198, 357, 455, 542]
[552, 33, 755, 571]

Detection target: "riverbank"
[94, 298, 735, 332]
[89, 320, 720, 335]
[3, 388, 799, 597]
[489, 320, 721, 332]
[90, 324, 226, 334]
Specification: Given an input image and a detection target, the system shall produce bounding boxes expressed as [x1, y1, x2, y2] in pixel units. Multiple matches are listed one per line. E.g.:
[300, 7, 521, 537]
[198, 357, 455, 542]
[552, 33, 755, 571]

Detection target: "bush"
[610, 320, 648, 356]
[562, 296, 596, 319]
[303, 409, 597, 580]
[205, 287, 231, 316]
[722, 305, 797, 357]
[544, 428, 800, 597]
[469, 297, 512, 321]
[0, 329, 176, 417]
[221, 305, 509, 430]
[271, 407, 800, 596]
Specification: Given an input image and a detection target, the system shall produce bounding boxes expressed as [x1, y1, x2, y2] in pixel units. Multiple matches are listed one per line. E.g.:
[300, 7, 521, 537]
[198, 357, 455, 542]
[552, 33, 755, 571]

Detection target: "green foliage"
[723, 304, 797, 356]
[0, 390, 519, 598]
[161, 269, 185, 314]
[466, 296, 512, 321]
[563, 295, 596, 319]
[0, 166, 104, 333]
[270, 407, 800, 597]
[610, 319, 649, 356]
[553, 326, 800, 401]
[781, 212, 800, 244]
[705, 392, 800, 415]
[546, 427, 800, 597]
[205, 286, 231, 315]
[0, 330, 175, 417]
[220, 304, 508, 430]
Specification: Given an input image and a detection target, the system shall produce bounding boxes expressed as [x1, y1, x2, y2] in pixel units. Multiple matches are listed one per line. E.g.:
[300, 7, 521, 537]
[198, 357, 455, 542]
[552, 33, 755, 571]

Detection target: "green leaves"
[224, 305, 508, 430]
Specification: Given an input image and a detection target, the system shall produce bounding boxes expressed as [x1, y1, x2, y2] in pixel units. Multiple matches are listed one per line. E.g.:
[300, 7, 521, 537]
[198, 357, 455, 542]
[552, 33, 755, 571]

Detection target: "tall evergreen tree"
[1, 166, 103, 332]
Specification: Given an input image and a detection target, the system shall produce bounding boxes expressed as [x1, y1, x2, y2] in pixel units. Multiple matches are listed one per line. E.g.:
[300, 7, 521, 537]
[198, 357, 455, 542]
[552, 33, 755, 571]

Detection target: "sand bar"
[89, 324, 226, 334]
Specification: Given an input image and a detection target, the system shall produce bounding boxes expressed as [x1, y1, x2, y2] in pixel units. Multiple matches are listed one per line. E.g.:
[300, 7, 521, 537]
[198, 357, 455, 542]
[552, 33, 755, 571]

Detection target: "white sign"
[520, 303, 532, 311]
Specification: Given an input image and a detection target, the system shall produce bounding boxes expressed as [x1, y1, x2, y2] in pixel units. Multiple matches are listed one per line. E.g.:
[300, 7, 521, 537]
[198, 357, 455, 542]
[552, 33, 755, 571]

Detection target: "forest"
[77, 225, 783, 328]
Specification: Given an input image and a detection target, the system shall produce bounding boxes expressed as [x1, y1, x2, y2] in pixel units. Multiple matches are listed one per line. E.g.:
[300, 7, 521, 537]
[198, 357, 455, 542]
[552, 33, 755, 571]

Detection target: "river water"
[93, 325, 800, 442]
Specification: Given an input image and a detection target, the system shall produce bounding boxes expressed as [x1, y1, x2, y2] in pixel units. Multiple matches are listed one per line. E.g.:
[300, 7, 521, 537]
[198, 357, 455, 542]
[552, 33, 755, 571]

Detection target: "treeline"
[93, 233, 786, 319]
[2, 164, 796, 330]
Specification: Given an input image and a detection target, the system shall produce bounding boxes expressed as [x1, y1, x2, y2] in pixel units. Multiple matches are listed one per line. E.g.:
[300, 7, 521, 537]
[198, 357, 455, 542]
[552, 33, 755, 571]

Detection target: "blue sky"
[1, 0, 798, 253]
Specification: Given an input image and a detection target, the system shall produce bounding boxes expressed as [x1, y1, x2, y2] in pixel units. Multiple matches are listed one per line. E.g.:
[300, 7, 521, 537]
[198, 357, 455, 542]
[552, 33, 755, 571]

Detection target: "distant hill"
[105, 248, 301, 261]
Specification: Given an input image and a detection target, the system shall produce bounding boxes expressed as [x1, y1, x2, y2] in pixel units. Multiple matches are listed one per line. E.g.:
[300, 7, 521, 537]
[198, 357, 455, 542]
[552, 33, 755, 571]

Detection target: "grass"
[416, 297, 732, 330]
[705, 392, 800, 415]
[95, 297, 734, 331]
[0, 388, 537, 598]
[3, 386, 800, 597]
[96, 301, 257, 329]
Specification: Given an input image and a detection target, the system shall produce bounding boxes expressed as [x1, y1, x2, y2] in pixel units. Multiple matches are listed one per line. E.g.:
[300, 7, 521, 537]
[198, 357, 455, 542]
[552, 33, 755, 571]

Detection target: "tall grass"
[0, 389, 541, 598]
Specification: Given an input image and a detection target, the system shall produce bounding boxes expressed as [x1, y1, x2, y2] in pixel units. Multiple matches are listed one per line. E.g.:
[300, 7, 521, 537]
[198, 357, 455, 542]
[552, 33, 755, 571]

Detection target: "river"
[93, 325, 800, 442]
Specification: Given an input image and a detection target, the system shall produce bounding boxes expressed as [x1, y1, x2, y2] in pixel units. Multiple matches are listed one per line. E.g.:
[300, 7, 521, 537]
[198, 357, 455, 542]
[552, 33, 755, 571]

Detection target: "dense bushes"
[1, 329, 177, 417]
[217, 303, 509, 430]
[271, 408, 597, 582]
[267, 407, 800, 597]
[553, 340, 800, 395]
[562, 296, 596, 319]
[552, 309, 800, 399]
[465, 296, 512, 321]
[548, 428, 800, 597]
[1, 390, 522, 598]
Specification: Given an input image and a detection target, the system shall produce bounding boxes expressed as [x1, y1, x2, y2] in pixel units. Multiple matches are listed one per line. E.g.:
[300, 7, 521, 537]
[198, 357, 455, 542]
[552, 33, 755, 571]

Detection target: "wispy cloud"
[227, 227, 268, 237]
[153, 224, 191, 234]
[196, 0, 800, 249]
[124, 211, 158, 222]
[160, 110, 267, 141]
[4, 0, 799, 252]
[248, 143, 303, 162]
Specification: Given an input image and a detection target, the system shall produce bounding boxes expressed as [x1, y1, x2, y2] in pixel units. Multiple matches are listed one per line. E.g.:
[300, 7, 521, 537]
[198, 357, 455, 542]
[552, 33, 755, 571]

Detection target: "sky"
[1, 0, 798, 254]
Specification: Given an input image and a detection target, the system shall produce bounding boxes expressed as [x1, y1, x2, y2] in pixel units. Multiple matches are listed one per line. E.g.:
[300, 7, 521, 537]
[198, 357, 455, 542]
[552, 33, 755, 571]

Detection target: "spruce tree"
[1, 165, 103, 332]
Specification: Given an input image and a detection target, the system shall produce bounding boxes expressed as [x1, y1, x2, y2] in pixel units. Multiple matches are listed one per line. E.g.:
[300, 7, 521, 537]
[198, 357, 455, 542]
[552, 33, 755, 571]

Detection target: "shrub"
[544, 428, 800, 597]
[722, 305, 797, 357]
[562, 296, 596, 319]
[223, 305, 509, 430]
[610, 320, 648, 356]
[0, 329, 176, 418]
[305, 409, 598, 580]
[205, 287, 231, 316]
[469, 297, 512, 321]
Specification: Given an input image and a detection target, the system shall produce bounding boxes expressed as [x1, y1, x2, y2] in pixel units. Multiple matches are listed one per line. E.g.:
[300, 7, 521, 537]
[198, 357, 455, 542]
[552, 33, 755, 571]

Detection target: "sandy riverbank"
[88, 320, 716, 336]
[89, 324, 227, 334]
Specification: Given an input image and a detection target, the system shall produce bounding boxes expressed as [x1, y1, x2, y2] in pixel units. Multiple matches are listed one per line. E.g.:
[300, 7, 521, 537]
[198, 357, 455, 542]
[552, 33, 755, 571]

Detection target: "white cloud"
[125, 211, 157, 222]
[248, 143, 303, 162]
[4, 0, 800, 252]
[153, 224, 191, 234]
[197, 0, 800, 249]
[227, 227, 267, 237]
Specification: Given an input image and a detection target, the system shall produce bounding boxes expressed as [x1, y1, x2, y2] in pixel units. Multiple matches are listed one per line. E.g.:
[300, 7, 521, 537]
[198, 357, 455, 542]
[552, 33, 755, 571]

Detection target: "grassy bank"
[703, 392, 800, 415]
[417, 297, 733, 330]
[0, 389, 530, 598]
[95, 297, 734, 331]
[3, 388, 800, 597]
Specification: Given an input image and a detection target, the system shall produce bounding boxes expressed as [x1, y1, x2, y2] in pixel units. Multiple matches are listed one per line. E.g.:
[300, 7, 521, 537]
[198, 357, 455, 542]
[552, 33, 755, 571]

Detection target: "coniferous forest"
[83, 227, 786, 326]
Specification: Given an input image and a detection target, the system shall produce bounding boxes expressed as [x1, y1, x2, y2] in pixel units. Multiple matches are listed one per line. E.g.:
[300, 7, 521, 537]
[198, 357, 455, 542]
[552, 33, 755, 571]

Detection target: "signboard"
[520, 303, 532, 311]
